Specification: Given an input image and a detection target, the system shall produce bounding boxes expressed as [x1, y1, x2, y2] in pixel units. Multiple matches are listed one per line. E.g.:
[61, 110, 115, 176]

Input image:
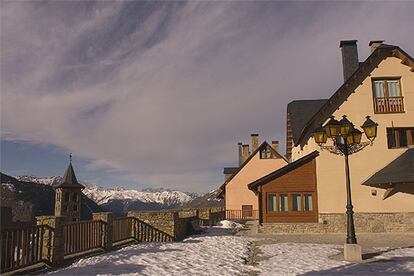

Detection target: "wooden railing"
[112, 217, 134, 243]
[2, 208, 222, 274]
[226, 210, 258, 221]
[0, 225, 52, 273]
[373, 96, 404, 113]
[132, 219, 174, 242]
[63, 220, 104, 256]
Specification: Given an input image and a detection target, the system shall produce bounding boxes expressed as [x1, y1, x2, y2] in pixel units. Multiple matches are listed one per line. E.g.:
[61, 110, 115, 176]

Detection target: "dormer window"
[372, 78, 404, 113]
[260, 145, 276, 159]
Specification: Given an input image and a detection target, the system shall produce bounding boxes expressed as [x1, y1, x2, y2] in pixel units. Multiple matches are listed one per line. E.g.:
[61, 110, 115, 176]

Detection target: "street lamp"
[313, 115, 378, 244]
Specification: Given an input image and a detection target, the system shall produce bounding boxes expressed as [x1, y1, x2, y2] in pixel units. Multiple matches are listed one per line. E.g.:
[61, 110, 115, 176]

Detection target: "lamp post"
[313, 115, 378, 244]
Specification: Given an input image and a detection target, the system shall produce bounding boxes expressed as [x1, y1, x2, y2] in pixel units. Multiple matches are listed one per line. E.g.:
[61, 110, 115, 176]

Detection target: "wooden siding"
[261, 159, 318, 223]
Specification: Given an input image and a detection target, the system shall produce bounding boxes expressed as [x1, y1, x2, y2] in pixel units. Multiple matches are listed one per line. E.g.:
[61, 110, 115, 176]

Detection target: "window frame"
[266, 192, 316, 214]
[372, 77, 405, 114]
[386, 127, 414, 149]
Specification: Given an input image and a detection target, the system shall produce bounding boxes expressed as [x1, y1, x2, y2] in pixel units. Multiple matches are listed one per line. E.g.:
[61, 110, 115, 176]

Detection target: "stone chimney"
[251, 134, 259, 152]
[271, 140, 279, 153]
[339, 40, 359, 81]
[369, 40, 385, 53]
[238, 142, 243, 166]
[242, 144, 250, 164]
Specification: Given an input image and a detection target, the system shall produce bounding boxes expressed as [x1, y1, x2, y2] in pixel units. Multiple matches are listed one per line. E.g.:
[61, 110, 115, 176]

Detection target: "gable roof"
[362, 148, 414, 188]
[53, 162, 85, 189]
[287, 99, 328, 145]
[248, 150, 319, 191]
[217, 141, 286, 198]
[296, 44, 414, 148]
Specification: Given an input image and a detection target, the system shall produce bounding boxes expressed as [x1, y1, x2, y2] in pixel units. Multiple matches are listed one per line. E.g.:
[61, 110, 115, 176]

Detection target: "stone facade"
[258, 212, 414, 234]
[55, 188, 82, 223]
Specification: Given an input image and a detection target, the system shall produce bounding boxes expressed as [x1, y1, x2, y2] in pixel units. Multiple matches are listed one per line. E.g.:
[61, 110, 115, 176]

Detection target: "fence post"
[92, 212, 113, 251]
[36, 216, 64, 266]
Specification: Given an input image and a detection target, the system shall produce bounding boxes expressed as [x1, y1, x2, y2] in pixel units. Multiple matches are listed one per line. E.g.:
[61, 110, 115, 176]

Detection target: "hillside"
[14, 175, 221, 216]
[0, 173, 102, 222]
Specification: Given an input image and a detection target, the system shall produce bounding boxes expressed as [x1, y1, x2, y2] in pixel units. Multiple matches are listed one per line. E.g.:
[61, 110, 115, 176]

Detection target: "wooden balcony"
[373, 96, 405, 114]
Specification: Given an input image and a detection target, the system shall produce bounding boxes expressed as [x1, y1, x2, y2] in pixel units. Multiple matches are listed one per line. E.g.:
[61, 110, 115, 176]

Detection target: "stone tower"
[54, 155, 85, 222]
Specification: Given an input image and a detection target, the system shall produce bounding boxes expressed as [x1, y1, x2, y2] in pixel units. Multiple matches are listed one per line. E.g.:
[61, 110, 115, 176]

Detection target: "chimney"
[339, 40, 359, 81]
[271, 140, 279, 153]
[369, 40, 385, 53]
[238, 142, 243, 166]
[242, 144, 250, 163]
[251, 134, 259, 152]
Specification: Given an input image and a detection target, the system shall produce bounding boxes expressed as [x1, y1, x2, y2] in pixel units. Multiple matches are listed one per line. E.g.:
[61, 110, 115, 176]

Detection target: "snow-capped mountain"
[15, 175, 195, 211]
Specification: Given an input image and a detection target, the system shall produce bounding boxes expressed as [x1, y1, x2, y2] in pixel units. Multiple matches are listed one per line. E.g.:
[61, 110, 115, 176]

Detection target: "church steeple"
[54, 154, 84, 222]
[54, 154, 84, 189]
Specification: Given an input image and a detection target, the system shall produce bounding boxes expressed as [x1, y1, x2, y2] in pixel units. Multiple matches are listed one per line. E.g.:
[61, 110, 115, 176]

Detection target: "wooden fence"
[63, 220, 105, 256]
[1, 208, 224, 274]
[0, 225, 52, 273]
[132, 219, 173, 242]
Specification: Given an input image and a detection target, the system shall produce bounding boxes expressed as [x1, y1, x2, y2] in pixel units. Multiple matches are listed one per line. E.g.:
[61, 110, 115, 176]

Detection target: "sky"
[1, 1, 414, 193]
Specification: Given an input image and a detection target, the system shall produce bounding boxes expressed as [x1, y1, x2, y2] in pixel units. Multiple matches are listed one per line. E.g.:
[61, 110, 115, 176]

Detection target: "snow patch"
[217, 220, 244, 230]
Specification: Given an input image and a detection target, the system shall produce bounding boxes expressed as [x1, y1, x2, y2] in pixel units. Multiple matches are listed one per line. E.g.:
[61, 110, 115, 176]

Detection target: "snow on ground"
[46, 227, 253, 276]
[43, 221, 414, 275]
[216, 220, 244, 231]
[257, 243, 414, 275]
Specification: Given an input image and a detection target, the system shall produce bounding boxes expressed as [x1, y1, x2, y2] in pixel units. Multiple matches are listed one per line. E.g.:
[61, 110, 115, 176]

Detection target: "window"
[267, 193, 278, 212]
[292, 194, 302, 211]
[260, 145, 276, 159]
[242, 205, 253, 217]
[304, 194, 313, 211]
[387, 127, 414, 148]
[279, 194, 289, 211]
[267, 193, 315, 213]
[372, 78, 404, 113]
[73, 193, 78, 202]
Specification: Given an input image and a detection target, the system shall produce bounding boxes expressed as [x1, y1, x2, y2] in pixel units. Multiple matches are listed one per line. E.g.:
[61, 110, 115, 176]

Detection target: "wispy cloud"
[1, 1, 414, 192]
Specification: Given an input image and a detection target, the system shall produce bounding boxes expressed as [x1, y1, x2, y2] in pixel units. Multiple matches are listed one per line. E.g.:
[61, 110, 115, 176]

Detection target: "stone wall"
[258, 212, 414, 234]
[128, 208, 224, 240]
[128, 211, 177, 238]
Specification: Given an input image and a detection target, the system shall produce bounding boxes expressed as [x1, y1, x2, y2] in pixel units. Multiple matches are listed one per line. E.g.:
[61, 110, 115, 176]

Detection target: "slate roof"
[223, 167, 238, 175]
[249, 151, 319, 191]
[53, 162, 85, 189]
[287, 100, 328, 145]
[362, 148, 414, 188]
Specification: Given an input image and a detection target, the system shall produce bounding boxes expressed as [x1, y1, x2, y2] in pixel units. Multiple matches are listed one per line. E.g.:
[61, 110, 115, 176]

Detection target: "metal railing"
[225, 210, 259, 221]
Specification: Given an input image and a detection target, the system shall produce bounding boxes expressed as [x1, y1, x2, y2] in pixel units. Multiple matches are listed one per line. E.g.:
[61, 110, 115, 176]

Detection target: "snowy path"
[46, 226, 253, 276]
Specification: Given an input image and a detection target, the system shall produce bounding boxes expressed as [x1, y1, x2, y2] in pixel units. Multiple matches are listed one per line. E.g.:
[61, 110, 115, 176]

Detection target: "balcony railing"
[373, 96, 404, 114]
[225, 210, 258, 221]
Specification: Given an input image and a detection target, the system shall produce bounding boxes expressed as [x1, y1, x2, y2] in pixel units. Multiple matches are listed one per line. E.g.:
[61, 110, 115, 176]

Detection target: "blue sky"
[1, 1, 414, 192]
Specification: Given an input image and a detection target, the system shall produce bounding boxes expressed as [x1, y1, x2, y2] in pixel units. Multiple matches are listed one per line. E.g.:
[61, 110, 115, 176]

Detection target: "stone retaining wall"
[128, 211, 177, 238]
[128, 208, 225, 240]
[259, 212, 414, 234]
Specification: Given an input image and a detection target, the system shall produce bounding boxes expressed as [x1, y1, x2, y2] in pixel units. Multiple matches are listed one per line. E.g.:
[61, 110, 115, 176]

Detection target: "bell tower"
[54, 154, 85, 222]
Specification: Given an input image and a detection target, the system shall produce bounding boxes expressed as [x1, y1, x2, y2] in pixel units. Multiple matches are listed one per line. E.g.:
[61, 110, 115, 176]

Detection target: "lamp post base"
[344, 243, 362, 262]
